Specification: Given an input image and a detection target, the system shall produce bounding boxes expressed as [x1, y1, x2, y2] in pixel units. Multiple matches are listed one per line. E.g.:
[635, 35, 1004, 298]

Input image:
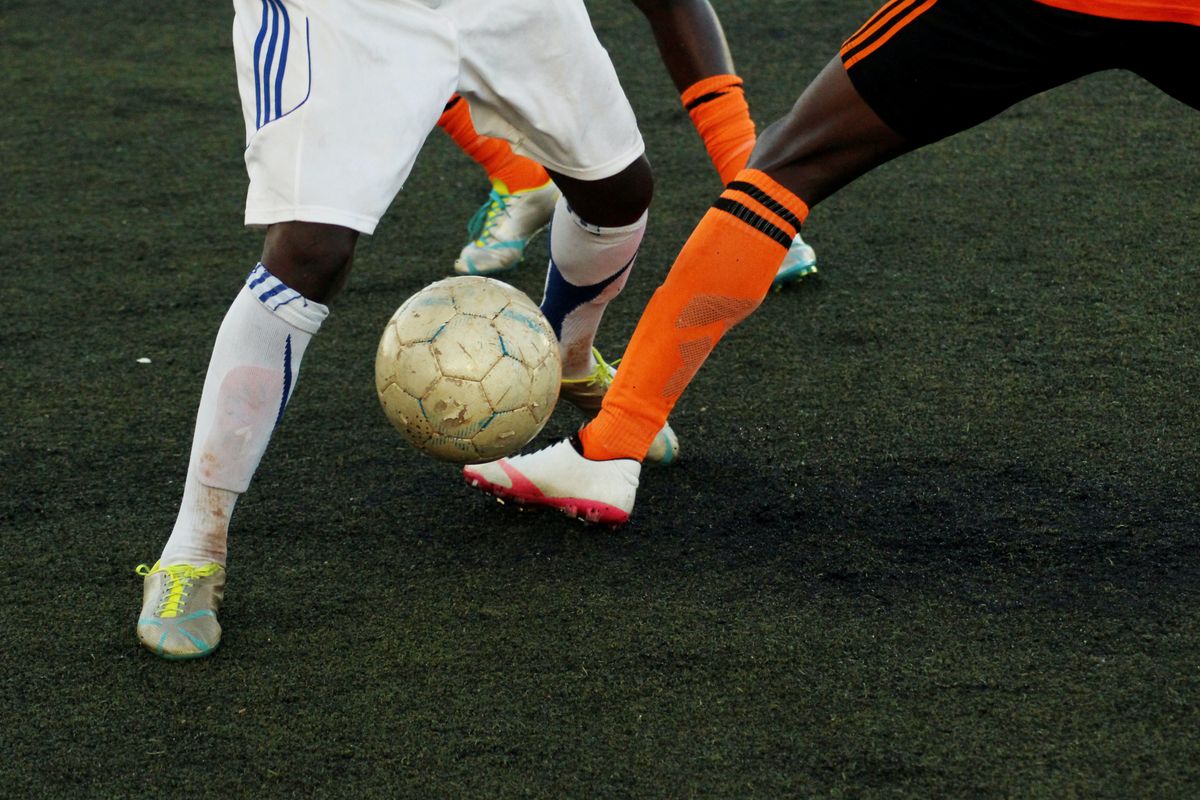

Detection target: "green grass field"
[3, 1, 1199, 796]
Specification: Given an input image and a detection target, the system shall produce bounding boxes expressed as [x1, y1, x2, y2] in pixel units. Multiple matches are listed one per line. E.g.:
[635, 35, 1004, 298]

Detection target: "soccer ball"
[375, 276, 561, 464]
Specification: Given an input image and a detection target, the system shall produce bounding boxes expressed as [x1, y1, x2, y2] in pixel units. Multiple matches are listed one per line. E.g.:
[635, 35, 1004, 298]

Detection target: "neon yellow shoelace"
[561, 347, 619, 387]
[466, 189, 512, 246]
[135, 562, 222, 618]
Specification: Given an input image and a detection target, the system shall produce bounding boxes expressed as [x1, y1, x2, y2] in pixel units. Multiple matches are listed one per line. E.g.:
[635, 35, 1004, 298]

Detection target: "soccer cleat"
[136, 561, 225, 660]
[463, 435, 640, 525]
[453, 180, 560, 276]
[772, 232, 818, 287]
[560, 348, 679, 466]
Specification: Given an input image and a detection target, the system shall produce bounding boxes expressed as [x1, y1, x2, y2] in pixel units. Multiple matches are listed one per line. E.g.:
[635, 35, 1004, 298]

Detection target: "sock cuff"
[245, 264, 329, 334]
[561, 195, 648, 238]
[582, 410, 655, 462]
[716, 169, 810, 246]
[680, 74, 745, 111]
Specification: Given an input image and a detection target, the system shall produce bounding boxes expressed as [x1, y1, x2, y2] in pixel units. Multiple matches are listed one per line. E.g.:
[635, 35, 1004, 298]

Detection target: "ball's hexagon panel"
[448, 276, 520, 318]
[492, 308, 557, 368]
[387, 290, 459, 344]
[423, 376, 494, 439]
[430, 315, 504, 380]
[471, 407, 542, 459]
[377, 383, 434, 448]
[377, 340, 441, 400]
[481, 357, 534, 413]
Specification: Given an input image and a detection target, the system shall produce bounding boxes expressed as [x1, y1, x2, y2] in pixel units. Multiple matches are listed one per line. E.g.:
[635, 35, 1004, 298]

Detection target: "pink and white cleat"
[463, 436, 640, 525]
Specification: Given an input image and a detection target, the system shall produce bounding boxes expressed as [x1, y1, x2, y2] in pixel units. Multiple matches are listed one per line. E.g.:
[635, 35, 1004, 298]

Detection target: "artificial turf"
[2, 1, 1198, 796]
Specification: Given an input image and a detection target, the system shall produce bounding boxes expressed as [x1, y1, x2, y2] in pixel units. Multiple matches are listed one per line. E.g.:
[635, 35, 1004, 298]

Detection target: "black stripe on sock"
[712, 198, 793, 249]
[684, 90, 730, 111]
[725, 181, 804, 232]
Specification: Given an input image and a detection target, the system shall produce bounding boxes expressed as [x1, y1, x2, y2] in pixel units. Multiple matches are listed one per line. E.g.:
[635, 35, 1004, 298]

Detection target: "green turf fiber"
[2, 1, 1198, 797]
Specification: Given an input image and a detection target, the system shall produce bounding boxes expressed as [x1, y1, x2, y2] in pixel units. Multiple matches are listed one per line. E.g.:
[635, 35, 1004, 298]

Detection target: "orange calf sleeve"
[437, 95, 550, 192]
[680, 75, 757, 185]
[581, 170, 809, 462]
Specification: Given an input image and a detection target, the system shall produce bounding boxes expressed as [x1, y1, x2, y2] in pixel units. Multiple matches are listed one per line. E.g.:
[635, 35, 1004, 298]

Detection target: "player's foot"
[453, 180, 560, 276]
[560, 347, 679, 466]
[136, 561, 225, 660]
[463, 435, 640, 525]
[772, 233, 818, 287]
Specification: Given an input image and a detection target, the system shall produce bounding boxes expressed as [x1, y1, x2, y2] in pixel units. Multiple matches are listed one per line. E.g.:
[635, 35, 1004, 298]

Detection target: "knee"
[260, 222, 359, 303]
[552, 155, 654, 228]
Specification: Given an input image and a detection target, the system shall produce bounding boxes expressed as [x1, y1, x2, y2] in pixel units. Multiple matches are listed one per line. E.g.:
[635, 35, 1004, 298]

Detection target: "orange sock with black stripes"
[580, 169, 809, 461]
[680, 75, 758, 185]
[437, 94, 551, 192]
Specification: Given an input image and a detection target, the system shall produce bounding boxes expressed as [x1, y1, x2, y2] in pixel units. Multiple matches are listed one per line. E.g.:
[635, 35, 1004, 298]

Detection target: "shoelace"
[561, 347, 620, 388]
[135, 562, 222, 618]
[466, 188, 512, 246]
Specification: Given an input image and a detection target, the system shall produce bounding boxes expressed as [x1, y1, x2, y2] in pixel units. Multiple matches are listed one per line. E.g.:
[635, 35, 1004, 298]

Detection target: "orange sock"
[680, 75, 758, 185]
[437, 94, 551, 192]
[580, 169, 809, 461]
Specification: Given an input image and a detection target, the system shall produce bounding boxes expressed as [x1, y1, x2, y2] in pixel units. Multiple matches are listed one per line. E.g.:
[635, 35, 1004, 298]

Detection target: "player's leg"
[138, 0, 457, 658]
[632, 0, 816, 283]
[437, 95, 552, 195]
[539, 156, 677, 464]
[632, 0, 752, 184]
[453, 0, 677, 465]
[438, 94, 559, 276]
[540, 157, 653, 387]
[139, 222, 351, 660]
[574, 60, 907, 467]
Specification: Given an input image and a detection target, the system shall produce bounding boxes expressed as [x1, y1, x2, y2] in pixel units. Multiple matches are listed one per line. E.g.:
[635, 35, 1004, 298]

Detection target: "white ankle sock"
[539, 197, 646, 378]
[160, 265, 328, 566]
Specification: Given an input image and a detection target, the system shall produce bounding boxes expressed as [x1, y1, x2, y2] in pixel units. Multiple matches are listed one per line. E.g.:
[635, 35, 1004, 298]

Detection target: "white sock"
[159, 265, 328, 566]
[539, 196, 647, 378]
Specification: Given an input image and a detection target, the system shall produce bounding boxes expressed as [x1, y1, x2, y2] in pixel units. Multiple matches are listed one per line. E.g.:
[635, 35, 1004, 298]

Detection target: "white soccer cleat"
[454, 180, 560, 276]
[560, 348, 679, 466]
[463, 436, 640, 526]
[772, 232, 818, 287]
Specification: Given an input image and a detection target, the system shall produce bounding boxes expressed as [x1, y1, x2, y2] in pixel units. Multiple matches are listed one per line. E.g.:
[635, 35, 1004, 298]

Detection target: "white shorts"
[234, 0, 646, 234]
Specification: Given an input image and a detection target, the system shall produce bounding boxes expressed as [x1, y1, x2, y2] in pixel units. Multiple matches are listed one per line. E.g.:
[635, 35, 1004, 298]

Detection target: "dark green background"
[3, 1, 1197, 796]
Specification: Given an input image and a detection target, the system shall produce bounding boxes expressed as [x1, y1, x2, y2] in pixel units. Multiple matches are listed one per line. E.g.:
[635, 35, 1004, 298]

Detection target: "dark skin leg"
[260, 221, 359, 304]
[630, 0, 735, 91]
[748, 58, 913, 207]
[547, 154, 654, 228]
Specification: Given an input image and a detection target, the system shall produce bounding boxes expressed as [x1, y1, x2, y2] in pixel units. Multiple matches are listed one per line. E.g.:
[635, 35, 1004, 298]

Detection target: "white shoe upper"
[463, 437, 641, 524]
[773, 232, 818, 286]
[454, 181, 560, 276]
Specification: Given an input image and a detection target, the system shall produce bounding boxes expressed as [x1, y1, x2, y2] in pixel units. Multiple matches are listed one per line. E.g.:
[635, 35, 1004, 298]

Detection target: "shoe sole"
[453, 226, 551, 276]
[138, 617, 220, 660]
[772, 261, 818, 288]
[464, 466, 630, 526]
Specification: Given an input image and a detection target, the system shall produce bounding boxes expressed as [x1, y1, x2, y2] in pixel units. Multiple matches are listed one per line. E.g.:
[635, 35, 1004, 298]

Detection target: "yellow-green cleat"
[136, 561, 225, 660]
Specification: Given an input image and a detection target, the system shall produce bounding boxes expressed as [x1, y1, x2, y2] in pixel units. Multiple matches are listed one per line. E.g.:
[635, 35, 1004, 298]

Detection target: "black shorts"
[842, 0, 1200, 144]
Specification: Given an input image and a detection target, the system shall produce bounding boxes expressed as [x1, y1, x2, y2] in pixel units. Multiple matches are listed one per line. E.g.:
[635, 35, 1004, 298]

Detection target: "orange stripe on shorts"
[842, 0, 920, 54]
[843, 0, 939, 69]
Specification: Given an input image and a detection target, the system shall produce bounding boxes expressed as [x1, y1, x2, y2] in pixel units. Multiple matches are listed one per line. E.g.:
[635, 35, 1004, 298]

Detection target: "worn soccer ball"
[375, 276, 561, 464]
